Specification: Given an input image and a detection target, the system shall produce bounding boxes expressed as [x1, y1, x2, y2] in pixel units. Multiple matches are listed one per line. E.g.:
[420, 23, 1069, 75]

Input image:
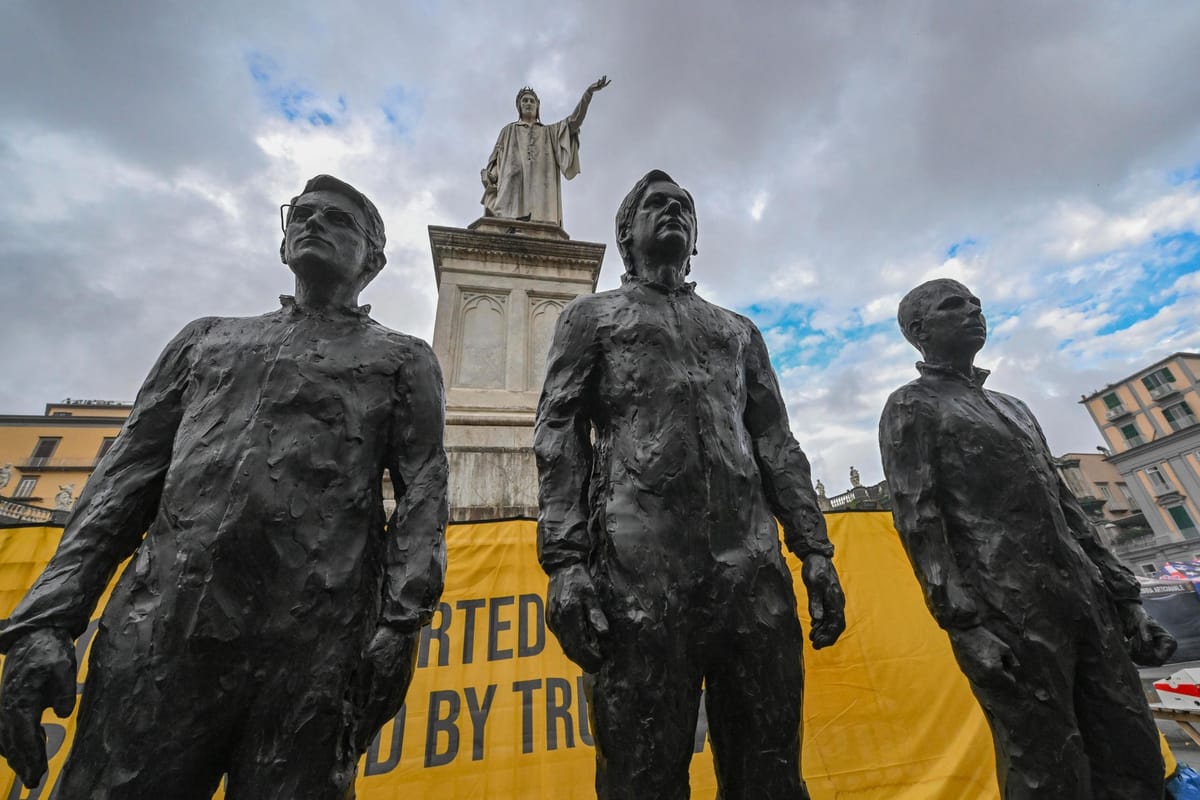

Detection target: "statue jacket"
[533, 276, 831, 595]
[879, 362, 1141, 632]
[0, 297, 448, 654]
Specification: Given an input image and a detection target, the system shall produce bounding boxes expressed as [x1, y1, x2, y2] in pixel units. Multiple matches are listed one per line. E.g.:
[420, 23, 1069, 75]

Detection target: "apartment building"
[0, 399, 130, 524]
[1081, 352, 1200, 574]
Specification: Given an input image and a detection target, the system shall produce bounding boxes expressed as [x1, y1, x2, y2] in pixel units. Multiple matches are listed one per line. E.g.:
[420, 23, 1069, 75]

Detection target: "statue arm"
[1021, 402, 1175, 661]
[565, 75, 609, 133]
[534, 300, 599, 575]
[742, 324, 832, 560]
[879, 390, 982, 630]
[381, 341, 449, 633]
[0, 319, 205, 652]
[1023, 404, 1140, 602]
[744, 323, 844, 647]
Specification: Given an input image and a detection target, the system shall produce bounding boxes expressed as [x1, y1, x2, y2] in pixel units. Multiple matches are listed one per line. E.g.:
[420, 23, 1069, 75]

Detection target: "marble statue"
[481, 77, 609, 226]
[0, 175, 449, 799]
[535, 169, 844, 799]
[53, 484, 74, 511]
[849, 466, 861, 488]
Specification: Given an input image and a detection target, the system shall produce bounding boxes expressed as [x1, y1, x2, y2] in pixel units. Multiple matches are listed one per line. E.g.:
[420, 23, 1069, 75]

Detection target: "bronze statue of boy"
[880, 278, 1175, 799]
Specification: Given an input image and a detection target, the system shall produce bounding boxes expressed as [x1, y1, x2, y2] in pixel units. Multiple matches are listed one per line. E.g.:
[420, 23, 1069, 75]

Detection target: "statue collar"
[279, 295, 371, 318]
[917, 360, 991, 387]
[621, 273, 696, 296]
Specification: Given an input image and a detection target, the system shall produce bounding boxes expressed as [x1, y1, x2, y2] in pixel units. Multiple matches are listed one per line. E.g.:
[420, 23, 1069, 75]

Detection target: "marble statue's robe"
[482, 118, 581, 226]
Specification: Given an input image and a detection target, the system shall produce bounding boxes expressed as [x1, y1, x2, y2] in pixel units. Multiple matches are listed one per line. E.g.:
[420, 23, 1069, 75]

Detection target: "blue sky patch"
[1092, 231, 1200, 335]
[743, 302, 891, 372]
[381, 84, 424, 138]
[945, 237, 979, 259]
[245, 51, 346, 127]
[1167, 163, 1200, 186]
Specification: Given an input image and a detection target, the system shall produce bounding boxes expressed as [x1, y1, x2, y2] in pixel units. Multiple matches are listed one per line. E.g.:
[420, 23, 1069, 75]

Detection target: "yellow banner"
[0, 512, 1113, 798]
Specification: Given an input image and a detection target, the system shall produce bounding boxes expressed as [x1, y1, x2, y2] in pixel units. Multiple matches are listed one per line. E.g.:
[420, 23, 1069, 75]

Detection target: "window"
[1143, 367, 1176, 390]
[28, 437, 60, 467]
[1120, 424, 1144, 447]
[1169, 506, 1199, 539]
[12, 477, 37, 498]
[1142, 563, 1158, 576]
[1146, 465, 1172, 494]
[1097, 484, 1113, 502]
[1118, 483, 1135, 503]
[1163, 401, 1197, 432]
[94, 437, 117, 465]
[1103, 393, 1122, 409]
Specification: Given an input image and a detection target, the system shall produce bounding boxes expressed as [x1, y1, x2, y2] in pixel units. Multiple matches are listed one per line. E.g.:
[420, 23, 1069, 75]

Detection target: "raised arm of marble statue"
[879, 390, 982, 631]
[566, 75, 610, 133]
[0, 319, 203, 650]
[381, 341, 450, 633]
[743, 322, 845, 648]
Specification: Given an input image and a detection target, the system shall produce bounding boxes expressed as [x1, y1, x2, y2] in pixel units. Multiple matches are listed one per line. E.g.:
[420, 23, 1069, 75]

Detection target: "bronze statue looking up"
[879, 278, 1175, 799]
[535, 169, 844, 799]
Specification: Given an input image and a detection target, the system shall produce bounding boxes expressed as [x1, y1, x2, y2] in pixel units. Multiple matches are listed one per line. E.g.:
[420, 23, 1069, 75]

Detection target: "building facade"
[1054, 451, 1154, 570]
[0, 400, 130, 525]
[1081, 352, 1200, 574]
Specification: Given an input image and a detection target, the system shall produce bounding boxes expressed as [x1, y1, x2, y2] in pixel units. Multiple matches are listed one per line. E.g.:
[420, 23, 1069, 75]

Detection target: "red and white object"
[1155, 669, 1200, 710]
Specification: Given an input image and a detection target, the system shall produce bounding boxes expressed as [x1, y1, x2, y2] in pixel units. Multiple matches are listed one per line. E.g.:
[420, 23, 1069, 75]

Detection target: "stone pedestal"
[429, 218, 604, 521]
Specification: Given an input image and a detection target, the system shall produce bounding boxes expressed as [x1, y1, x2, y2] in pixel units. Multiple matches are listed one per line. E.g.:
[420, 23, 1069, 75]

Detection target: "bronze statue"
[0, 175, 449, 798]
[535, 169, 844, 799]
[879, 278, 1175, 799]
[480, 77, 609, 226]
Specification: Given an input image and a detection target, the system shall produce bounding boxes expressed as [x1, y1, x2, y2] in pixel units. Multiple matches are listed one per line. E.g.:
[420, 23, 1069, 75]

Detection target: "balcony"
[17, 457, 101, 472]
[1150, 382, 1180, 400]
[1166, 414, 1198, 433]
[1105, 404, 1132, 420]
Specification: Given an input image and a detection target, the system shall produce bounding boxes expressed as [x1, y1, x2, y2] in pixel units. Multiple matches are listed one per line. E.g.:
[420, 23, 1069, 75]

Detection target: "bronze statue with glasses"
[0, 175, 448, 799]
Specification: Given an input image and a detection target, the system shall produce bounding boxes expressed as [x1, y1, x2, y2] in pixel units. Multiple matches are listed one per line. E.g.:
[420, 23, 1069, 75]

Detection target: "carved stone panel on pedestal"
[429, 219, 604, 520]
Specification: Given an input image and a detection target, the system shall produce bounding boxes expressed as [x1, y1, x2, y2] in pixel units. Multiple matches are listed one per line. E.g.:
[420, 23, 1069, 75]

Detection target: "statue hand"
[587, 75, 610, 95]
[953, 625, 1020, 687]
[353, 624, 419, 754]
[801, 554, 846, 649]
[0, 628, 76, 789]
[1120, 602, 1177, 666]
[546, 564, 609, 672]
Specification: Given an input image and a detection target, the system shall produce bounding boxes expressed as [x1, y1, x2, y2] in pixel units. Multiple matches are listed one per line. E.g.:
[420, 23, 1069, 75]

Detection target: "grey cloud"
[2, 0, 1199, 485]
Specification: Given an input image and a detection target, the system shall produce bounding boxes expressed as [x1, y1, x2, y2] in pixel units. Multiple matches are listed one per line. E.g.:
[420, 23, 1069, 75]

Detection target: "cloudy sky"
[3, 1, 1200, 491]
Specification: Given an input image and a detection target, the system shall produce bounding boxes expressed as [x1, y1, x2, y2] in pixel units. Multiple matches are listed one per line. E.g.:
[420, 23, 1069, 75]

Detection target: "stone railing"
[0, 498, 54, 524]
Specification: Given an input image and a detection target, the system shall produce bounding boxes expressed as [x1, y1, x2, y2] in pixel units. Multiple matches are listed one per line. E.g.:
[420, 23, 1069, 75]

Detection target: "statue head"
[897, 278, 987, 363]
[615, 169, 699, 279]
[280, 174, 387, 294]
[515, 87, 541, 123]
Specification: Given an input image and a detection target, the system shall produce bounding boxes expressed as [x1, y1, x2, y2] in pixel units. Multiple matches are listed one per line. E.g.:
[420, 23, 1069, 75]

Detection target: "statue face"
[282, 189, 374, 290]
[628, 180, 697, 266]
[916, 283, 987, 361]
[518, 92, 539, 121]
